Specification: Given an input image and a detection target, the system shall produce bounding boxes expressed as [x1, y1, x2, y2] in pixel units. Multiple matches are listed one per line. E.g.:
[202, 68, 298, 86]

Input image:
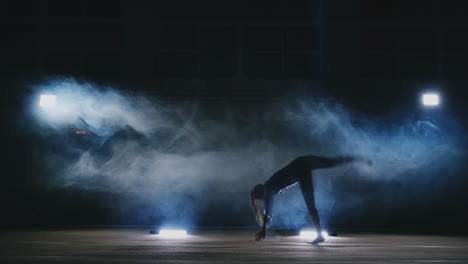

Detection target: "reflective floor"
[1, 229, 467, 263]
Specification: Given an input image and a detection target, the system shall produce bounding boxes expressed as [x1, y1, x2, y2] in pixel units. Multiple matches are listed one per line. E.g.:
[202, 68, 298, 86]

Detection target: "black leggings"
[299, 156, 355, 215]
[299, 175, 318, 215]
[306, 155, 355, 171]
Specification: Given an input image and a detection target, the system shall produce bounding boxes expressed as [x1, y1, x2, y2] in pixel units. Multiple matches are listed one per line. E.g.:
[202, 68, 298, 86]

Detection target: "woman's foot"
[309, 235, 325, 244]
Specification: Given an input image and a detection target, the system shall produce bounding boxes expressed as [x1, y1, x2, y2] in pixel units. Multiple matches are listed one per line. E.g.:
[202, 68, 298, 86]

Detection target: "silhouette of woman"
[250, 155, 371, 244]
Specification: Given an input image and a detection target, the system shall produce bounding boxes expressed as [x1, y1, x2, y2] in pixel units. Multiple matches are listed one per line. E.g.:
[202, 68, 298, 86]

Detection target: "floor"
[1, 229, 467, 263]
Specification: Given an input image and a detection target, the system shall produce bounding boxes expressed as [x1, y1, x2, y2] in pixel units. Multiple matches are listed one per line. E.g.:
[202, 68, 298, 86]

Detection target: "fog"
[23, 78, 466, 229]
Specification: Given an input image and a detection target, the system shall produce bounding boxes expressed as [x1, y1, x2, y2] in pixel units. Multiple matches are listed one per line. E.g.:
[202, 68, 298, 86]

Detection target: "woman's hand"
[255, 227, 267, 241]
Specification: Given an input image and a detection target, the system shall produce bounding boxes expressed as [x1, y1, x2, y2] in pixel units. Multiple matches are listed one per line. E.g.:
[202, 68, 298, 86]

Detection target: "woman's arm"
[255, 191, 274, 241]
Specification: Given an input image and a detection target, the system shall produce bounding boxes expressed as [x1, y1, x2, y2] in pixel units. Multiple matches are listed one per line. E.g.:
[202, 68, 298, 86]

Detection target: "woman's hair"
[250, 184, 265, 227]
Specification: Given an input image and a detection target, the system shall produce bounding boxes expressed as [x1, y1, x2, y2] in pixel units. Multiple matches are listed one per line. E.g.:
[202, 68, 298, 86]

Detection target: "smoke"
[272, 102, 467, 229]
[24, 77, 466, 229]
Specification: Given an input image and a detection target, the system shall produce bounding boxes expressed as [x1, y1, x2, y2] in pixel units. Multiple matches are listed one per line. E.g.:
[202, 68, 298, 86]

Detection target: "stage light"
[158, 229, 188, 238]
[299, 230, 329, 238]
[422, 93, 439, 106]
[39, 94, 56, 108]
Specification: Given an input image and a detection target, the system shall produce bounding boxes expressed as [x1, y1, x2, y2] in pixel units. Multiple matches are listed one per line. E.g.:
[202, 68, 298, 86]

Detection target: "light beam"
[158, 229, 188, 238]
[422, 93, 439, 106]
[299, 230, 329, 238]
[39, 94, 56, 108]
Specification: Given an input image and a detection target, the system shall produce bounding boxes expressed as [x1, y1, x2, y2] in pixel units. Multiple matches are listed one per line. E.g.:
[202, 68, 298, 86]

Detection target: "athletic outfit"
[262, 155, 355, 226]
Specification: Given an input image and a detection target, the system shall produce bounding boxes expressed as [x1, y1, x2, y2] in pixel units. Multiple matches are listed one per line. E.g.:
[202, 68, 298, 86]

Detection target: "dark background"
[1, 0, 468, 232]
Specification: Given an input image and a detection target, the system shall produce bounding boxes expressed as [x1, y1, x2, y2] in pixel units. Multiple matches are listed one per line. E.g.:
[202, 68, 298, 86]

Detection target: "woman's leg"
[299, 174, 324, 244]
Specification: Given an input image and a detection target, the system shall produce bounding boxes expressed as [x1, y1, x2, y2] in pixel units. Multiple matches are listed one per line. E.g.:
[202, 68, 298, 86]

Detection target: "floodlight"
[422, 93, 439, 106]
[39, 94, 56, 108]
[299, 230, 329, 238]
[158, 229, 187, 237]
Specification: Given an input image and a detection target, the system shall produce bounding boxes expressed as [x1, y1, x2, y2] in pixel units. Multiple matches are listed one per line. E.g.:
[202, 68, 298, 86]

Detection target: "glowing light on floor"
[158, 229, 188, 238]
[39, 94, 56, 108]
[299, 230, 329, 238]
[422, 93, 439, 106]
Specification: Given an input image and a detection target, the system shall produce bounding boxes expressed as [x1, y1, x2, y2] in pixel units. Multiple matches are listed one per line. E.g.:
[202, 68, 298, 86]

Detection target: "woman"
[250, 155, 371, 244]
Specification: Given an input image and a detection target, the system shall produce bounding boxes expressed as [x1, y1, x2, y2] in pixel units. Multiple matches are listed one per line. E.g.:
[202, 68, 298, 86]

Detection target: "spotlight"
[39, 94, 56, 108]
[422, 93, 439, 106]
[158, 229, 188, 238]
[299, 230, 329, 238]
